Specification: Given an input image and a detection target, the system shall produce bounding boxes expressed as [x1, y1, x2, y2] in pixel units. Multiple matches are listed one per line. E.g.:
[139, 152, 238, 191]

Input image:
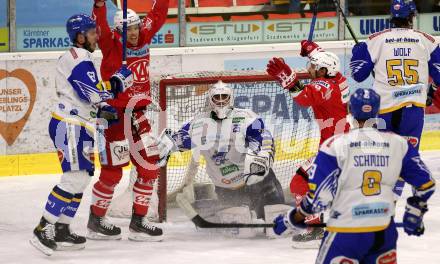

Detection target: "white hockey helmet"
[114, 9, 141, 31]
[208, 81, 234, 119]
[309, 51, 340, 77]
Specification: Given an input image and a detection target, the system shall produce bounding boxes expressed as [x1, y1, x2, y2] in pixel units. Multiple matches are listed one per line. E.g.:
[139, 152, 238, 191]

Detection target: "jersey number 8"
[386, 59, 419, 86]
[362, 170, 382, 196]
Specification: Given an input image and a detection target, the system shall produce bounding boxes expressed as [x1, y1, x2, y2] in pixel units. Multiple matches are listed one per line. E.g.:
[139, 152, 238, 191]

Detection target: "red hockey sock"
[91, 180, 115, 217]
[132, 178, 154, 216]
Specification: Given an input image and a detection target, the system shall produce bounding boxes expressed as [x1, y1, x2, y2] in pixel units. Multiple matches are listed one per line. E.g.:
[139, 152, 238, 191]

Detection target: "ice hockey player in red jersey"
[87, 0, 169, 242]
[267, 40, 350, 246]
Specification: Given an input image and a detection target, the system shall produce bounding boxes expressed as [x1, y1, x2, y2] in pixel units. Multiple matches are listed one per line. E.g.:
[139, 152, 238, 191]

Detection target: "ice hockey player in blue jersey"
[350, 0, 440, 196]
[162, 81, 285, 224]
[350, 0, 440, 150]
[30, 14, 133, 256]
[273, 88, 436, 264]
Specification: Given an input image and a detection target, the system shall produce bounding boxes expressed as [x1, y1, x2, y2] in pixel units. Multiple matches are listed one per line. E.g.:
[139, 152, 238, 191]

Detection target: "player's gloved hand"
[110, 66, 133, 96]
[244, 150, 272, 186]
[94, 0, 106, 7]
[273, 208, 306, 235]
[403, 196, 428, 236]
[266, 57, 300, 92]
[427, 83, 440, 108]
[156, 128, 178, 167]
[352, 41, 368, 55]
[97, 102, 118, 126]
[300, 40, 322, 57]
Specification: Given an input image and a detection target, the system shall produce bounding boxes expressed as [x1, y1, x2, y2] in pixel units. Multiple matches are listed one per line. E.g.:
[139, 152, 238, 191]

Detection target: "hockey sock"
[43, 185, 74, 224]
[91, 181, 115, 217]
[132, 178, 154, 216]
[58, 193, 83, 225]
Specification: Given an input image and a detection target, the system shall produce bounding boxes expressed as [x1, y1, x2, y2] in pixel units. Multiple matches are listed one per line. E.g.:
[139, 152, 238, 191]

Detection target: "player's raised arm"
[92, 0, 114, 46]
[142, 0, 170, 43]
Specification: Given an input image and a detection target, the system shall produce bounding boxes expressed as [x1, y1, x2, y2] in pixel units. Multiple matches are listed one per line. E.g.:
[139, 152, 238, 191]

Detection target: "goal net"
[107, 71, 320, 222]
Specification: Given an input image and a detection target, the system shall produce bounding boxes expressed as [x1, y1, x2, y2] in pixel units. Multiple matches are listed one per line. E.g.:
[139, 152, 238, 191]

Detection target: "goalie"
[162, 81, 285, 224]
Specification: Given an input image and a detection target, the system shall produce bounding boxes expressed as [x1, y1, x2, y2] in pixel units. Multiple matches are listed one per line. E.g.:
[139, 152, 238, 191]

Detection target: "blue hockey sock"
[58, 193, 83, 224]
[43, 185, 74, 224]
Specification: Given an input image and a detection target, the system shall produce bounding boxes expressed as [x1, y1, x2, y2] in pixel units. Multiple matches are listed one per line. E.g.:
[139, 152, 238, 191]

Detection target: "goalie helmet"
[114, 9, 141, 31]
[208, 81, 234, 119]
[309, 51, 340, 77]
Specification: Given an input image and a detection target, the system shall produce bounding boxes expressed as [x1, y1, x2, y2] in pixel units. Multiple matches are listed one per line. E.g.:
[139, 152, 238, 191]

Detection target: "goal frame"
[156, 72, 311, 222]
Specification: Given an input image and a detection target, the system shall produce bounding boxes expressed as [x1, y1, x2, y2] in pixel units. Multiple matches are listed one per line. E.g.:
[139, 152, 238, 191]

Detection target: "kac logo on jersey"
[128, 59, 150, 83]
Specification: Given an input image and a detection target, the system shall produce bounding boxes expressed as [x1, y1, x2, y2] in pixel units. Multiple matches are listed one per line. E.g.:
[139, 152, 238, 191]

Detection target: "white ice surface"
[1, 152, 440, 264]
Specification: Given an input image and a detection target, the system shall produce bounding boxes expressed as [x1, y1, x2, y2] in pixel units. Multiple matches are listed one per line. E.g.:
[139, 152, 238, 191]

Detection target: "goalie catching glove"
[243, 149, 273, 186]
[266, 58, 303, 92]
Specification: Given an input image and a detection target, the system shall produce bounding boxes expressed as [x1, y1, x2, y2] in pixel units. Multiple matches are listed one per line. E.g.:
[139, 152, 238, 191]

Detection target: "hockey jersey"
[300, 127, 436, 233]
[93, 1, 169, 108]
[173, 108, 274, 189]
[350, 28, 440, 114]
[293, 72, 350, 145]
[54, 47, 113, 127]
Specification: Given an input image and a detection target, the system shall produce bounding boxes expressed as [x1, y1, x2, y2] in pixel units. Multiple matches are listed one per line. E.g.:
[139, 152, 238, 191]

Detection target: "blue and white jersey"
[173, 108, 274, 189]
[350, 28, 440, 114]
[54, 47, 113, 127]
[299, 127, 435, 233]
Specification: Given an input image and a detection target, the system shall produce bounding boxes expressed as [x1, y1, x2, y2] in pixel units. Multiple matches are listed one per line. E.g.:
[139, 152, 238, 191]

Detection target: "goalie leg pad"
[264, 204, 294, 239]
[216, 206, 258, 238]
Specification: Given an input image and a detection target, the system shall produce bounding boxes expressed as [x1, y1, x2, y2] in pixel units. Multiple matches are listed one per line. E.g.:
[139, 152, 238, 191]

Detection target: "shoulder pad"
[368, 29, 392, 40]
[413, 29, 436, 43]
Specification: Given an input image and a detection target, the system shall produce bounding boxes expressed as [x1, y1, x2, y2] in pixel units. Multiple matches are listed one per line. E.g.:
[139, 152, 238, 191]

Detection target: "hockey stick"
[122, 0, 128, 65]
[307, 0, 319, 42]
[332, 0, 358, 44]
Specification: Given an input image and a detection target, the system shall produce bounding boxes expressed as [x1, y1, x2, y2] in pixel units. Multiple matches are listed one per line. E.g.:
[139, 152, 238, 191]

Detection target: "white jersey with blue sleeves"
[54, 47, 112, 127]
[351, 28, 440, 114]
[173, 108, 274, 189]
[300, 127, 435, 233]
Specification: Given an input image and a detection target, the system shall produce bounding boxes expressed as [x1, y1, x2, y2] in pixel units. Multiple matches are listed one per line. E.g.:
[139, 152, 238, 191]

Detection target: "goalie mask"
[208, 81, 234, 119]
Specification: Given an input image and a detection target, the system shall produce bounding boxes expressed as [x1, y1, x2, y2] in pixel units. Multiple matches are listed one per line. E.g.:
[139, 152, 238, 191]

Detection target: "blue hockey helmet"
[390, 0, 417, 19]
[66, 14, 96, 43]
[349, 88, 380, 120]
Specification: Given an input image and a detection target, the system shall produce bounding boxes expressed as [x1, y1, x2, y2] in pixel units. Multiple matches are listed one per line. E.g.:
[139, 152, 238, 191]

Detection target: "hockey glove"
[110, 66, 134, 96]
[403, 196, 428, 236]
[97, 102, 118, 126]
[266, 57, 300, 92]
[273, 208, 306, 236]
[243, 150, 272, 186]
[156, 128, 178, 167]
[300, 40, 322, 58]
[427, 83, 440, 108]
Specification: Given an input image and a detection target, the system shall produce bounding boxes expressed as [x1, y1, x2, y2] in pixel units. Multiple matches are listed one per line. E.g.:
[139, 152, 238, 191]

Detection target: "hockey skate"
[291, 227, 324, 249]
[30, 217, 57, 256]
[128, 213, 163, 242]
[87, 208, 122, 240]
[54, 223, 86, 250]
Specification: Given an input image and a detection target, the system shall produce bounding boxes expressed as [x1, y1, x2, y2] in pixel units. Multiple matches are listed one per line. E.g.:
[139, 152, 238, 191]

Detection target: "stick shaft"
[122, 0, 127, 65]
[307, 1, 319, 42]
[332, 0, 358, 43]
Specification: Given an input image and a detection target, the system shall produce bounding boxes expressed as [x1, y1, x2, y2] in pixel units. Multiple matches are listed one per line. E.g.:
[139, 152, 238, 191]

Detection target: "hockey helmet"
[349, 88, 380, 120]
[309, 51, 340, 77]
[66, 14, 96, 43]
[208, 81, 234, 119]
[114, 9, 141, 31]
[391, 0, 417, 19]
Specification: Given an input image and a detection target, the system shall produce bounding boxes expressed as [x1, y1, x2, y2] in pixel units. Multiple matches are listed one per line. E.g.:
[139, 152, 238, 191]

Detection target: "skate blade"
[128, 231, 163, 242]
[86, 230, 122, 241]
[291, 240, 321, 249]
[29, 236, 54, 256]
[55, 242, 86, 251]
